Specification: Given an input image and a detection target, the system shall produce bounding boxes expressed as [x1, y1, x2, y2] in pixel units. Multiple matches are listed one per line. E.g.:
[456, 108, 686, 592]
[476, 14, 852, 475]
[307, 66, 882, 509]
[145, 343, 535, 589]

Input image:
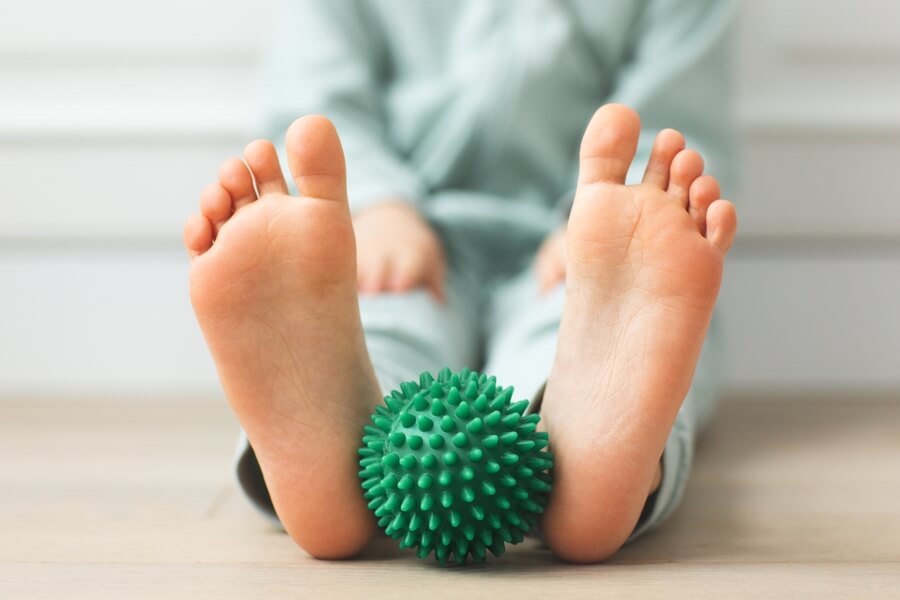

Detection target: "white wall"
[1, 0, 898, 399]
[729, 0, 900, 392]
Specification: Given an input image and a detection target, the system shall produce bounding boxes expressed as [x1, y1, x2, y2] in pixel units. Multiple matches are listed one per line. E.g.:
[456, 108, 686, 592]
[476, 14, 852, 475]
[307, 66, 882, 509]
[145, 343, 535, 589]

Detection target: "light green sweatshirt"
[261, 0, 737, 244]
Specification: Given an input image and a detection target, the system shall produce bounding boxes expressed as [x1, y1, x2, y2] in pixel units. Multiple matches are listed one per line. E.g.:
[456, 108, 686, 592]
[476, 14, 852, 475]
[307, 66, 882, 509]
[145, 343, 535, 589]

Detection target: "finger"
[359, 255, 392, 295]
[543, 261, 566, 293]
[535, 247, 565, 293]
[534, 248, 553, 291]
[425, 256, 447, 303]
[389, 252, 427, 292]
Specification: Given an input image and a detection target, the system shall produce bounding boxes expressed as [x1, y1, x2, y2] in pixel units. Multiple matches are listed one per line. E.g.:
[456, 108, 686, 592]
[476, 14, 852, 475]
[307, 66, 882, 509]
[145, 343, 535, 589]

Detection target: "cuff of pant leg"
[630, 455, 663, 533]
[526, 381, 547, 415]
[625, 422, 689, 543]
[234, 432, 282, 526]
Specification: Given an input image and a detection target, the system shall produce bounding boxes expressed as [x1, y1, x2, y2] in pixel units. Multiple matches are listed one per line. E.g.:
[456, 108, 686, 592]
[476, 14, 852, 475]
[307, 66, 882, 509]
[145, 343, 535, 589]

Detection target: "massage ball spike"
[359, 369, 554, 565]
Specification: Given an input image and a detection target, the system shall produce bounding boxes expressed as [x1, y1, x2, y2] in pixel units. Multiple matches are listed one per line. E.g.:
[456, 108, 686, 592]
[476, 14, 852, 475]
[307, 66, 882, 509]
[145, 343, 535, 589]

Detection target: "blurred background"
[0, 0, 898, 402]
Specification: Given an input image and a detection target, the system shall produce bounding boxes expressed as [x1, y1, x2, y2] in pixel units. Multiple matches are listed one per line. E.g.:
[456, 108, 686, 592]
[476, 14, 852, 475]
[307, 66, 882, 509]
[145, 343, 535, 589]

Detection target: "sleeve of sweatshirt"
[611, 0, 739, 193]
[260, 0, 425, 213]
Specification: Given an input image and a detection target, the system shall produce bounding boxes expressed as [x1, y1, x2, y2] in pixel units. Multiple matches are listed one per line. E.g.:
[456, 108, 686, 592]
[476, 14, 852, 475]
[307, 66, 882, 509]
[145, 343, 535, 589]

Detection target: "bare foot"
[540, 105, 737, 562]
[184, 116, 382, 558]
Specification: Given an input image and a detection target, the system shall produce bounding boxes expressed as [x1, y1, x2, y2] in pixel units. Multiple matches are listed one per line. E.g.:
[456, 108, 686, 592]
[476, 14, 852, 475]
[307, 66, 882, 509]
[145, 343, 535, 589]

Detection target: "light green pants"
[235, 192, 722, 544]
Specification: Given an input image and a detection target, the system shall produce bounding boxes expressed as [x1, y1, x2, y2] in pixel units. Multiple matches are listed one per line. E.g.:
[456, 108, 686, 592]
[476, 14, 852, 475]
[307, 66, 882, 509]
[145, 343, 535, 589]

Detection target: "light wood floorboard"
[1, 397, 898, 598]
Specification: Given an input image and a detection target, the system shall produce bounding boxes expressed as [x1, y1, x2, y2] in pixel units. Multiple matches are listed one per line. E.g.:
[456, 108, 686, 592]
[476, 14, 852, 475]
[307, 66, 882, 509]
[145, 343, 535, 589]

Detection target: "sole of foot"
[540, 104, 736, 563]
[184, 116, 383, 559]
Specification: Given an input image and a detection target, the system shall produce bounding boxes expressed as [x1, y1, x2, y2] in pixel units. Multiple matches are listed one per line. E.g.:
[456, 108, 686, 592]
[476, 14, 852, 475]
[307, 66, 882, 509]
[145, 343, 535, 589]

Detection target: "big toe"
[578, 104, 641, 186]
[285, 115, 348, 203]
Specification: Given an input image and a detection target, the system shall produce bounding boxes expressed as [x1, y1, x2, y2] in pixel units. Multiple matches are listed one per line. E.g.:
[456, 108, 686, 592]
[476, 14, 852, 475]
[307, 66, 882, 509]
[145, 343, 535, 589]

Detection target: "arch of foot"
[359, 368, 554, 565]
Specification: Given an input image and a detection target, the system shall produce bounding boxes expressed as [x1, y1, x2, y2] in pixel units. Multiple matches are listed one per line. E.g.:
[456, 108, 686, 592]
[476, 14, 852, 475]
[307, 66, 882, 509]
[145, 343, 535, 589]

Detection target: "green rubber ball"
[358, 368, 554, 565]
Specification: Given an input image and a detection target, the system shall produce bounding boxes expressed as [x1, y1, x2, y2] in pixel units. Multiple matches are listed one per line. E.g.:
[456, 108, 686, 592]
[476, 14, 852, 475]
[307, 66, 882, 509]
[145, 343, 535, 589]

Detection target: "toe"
[218, 158, 257, 211]
[578, 104, 641, 186]
[706, 199, 737, 254]
[199, 183, 233, 236]
[183, 214, 213, 258]
[285, 115, 348, 203]
[642, 129, 685, 188]
[244, 139, 289, 196]
[688, 175, 720, 235]
[667, 149, 704, 208]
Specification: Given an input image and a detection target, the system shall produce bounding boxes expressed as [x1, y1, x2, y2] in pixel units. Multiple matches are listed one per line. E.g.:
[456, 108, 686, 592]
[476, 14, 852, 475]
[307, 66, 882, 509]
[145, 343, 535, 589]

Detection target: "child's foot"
[540, 105, 736, 562]
[183, 116, 382, 558]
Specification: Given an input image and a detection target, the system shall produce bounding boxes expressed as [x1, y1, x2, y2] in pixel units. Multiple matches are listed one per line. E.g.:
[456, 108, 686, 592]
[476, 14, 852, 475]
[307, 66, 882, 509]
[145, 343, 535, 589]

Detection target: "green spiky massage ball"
[358, 368, 554, 565]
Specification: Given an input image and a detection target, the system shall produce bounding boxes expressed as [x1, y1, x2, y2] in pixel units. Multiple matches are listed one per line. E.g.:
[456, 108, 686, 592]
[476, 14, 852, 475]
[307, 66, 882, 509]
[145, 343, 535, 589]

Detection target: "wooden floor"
[2, 396, 899, 599]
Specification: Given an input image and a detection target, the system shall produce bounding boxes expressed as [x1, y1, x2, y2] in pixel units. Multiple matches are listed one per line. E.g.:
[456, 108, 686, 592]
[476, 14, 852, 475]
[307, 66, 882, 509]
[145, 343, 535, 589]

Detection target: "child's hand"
[534, 225, 567, 293]
[353, 201, 447, 301]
